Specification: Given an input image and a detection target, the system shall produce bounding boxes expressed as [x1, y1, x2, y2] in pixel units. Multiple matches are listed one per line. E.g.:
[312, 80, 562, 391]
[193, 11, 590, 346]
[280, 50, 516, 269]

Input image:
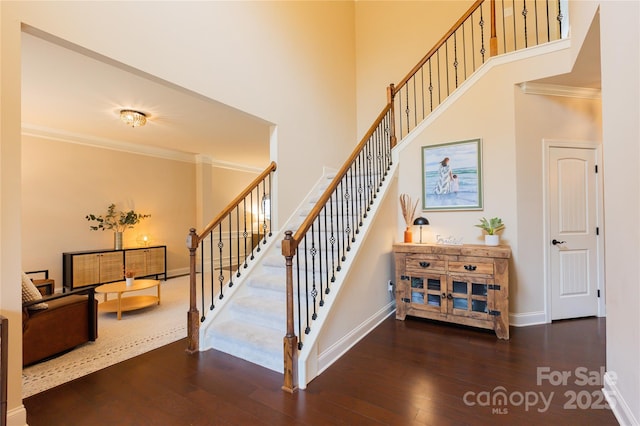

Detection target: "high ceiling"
[21, 30, 272, 169]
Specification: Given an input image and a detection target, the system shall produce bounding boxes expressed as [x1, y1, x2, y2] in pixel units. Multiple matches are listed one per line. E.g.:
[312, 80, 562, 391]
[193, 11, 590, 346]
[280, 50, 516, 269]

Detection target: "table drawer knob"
[419, 261, 431, 268]
[464, 264, 477, 271]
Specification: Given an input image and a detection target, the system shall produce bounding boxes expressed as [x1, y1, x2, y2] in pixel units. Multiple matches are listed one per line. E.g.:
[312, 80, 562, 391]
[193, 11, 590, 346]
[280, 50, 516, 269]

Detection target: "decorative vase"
[126, 277, 134, 286]
[485, 234, 500, 246]
[404, 227, 413, 243]
[114, 231, 123, 250]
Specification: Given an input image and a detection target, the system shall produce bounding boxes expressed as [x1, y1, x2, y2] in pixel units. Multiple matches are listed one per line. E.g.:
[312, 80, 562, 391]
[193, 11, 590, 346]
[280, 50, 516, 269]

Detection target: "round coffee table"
[95, 279, 161, 320]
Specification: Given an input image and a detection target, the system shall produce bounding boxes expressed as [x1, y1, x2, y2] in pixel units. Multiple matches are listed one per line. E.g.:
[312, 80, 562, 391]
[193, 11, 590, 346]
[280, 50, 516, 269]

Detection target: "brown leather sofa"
[22, 288, 98, 366]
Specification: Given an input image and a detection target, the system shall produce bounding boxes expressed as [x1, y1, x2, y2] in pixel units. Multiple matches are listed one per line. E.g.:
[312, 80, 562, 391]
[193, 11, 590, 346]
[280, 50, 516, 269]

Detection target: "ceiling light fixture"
[120, 109, 147, 128]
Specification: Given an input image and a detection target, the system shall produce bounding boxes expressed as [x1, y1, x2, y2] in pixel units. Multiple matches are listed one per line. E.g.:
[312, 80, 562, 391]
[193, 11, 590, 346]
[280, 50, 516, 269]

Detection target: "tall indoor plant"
[86, 203, 150, 250]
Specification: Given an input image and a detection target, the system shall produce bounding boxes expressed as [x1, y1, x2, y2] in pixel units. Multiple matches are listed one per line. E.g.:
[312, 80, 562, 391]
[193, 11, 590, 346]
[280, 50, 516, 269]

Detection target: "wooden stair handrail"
[393, 0, 486, 96]
[283, 103, 392, 255]
[187, 160, 277, 354]
[195, 161, 277, 244]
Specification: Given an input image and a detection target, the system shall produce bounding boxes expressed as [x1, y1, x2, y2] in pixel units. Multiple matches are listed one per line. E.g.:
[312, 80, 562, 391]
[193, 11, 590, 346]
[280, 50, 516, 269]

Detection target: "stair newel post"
[490, 0, 498, 56]
[282, 230, 298, 393]
[186, 227, 200, 354]
[387, 84, 397, 149]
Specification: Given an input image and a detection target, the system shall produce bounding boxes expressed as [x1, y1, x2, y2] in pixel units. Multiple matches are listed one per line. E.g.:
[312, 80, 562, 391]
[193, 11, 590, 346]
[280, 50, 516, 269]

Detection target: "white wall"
[600, 1, 640, 423]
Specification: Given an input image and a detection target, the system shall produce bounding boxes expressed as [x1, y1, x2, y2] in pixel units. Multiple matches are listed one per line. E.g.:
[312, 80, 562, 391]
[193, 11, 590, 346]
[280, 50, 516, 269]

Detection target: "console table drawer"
[406, 255, 446, 273]
[448, 260, 494, 275]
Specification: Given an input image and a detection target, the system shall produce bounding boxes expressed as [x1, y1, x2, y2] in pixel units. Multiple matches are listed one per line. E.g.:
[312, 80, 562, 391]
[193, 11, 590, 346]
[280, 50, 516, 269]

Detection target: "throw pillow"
[21, 272, 48, 310]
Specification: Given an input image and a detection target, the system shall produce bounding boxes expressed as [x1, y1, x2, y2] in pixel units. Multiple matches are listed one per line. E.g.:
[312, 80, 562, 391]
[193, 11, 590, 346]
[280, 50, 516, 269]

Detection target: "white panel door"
[548, 147, 598, 320]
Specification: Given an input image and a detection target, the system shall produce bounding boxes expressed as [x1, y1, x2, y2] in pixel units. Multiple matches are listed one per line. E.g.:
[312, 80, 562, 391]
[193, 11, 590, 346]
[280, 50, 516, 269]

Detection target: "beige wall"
[514, 91, 602, 315]
[394, 29, 597, 317]
[2, 1, 357, 417]
[13, 1, 357, 222]
[21, 135, 196, 286]
[354, 1, 474, 137]
[211, 167, 259, 214]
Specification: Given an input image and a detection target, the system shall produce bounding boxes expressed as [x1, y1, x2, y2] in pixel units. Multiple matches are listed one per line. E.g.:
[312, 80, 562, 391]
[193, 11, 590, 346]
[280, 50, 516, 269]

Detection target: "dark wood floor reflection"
[25, 316, 618, 425]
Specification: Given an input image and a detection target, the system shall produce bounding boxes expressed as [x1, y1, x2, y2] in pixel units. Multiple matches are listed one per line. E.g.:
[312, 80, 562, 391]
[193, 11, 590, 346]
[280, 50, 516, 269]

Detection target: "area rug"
[22, 275, 190, 398]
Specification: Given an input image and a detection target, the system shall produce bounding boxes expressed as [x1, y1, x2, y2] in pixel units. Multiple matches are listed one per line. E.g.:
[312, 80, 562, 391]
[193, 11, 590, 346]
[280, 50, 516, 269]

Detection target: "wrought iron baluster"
[405, 84, 410, 135]
[545, 0, 551, 42]
[296, 248, 303, 348]
[322, 205, 330, 294]
[250, 191, 255, 260]
[200, 242, 206, 321]
[420, 67, 425, 120]
[267, 173, 273, 237]
[344, 174, 352, 251]
[557, 0, 563, 38]
[329, 192, 337, 281]
[453, 31, 459, 88]
[462, 22, 467, 80]
[339, 181, 346, 262]
[471, 14, 477, 69]
[512, 0, 517, 50]
[522, 1, 528, 48]
[480, 6, 486, 62]
[228, 212, 233, 287]
[218, 224, 224, 300]
[428, 58, 434, 111]
[209, 233, 215, 308]
[437, 50, 442, 104]
[412, 75, 417, 130]
[398, 88, 404, 140]
[445, 38, 450, 96]
[261, 180, 268, 244]
[243, 198, 249, 268]
[303, 237, 311, 334]
[534, 0, 539, 46]
[235, 205, 241, 279]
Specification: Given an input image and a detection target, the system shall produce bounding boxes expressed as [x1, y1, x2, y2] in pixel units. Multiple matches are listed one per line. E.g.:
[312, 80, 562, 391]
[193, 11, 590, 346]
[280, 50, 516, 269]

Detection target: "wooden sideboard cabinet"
[63, 246, 167, 291]
[393, 243, 511, 339]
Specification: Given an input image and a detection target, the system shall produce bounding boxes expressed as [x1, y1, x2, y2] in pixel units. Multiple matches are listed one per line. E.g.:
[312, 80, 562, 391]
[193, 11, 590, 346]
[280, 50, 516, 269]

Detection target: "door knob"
[552, 239, 566, 246]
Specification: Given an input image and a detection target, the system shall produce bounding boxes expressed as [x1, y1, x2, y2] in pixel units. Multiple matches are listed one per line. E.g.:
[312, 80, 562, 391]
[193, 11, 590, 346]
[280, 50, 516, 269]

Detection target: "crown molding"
[22, 124, 196, 163]
[21, 124, 264, 173]
[518, 82, 601, 99]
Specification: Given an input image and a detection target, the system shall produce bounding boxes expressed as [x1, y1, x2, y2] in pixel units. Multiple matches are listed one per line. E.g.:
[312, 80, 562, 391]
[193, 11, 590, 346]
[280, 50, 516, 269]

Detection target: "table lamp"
[413, 217, 430, 243]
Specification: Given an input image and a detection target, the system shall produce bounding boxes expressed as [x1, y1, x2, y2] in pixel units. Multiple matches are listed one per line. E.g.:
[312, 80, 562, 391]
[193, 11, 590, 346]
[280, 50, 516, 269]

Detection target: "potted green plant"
[86, 203, 150, 250]
[474, 217, 505, 246]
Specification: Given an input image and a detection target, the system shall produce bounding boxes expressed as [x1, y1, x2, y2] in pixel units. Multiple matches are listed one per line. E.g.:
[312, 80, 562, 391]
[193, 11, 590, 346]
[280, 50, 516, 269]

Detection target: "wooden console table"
[63, 246, 166, 291]
[393, 243, 511, 339]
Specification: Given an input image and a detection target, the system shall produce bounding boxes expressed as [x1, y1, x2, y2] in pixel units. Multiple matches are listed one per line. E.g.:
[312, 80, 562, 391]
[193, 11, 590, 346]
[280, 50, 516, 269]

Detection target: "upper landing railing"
[281, 0, 565, 392]
[392, 0, 566, 140]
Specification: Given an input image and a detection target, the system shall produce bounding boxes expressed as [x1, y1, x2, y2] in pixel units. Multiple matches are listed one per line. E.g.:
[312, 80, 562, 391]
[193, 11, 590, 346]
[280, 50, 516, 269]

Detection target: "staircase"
[189, 0, 566, 391]
[200, 172, 338, 372]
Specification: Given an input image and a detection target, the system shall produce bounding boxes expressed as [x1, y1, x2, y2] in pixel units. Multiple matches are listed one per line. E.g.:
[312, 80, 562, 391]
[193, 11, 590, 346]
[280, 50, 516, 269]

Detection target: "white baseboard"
[316, 302, 395, 376]
[604, 371, 639, 426]
[509, 311, 547, 327]
[7, 405, 27, 426]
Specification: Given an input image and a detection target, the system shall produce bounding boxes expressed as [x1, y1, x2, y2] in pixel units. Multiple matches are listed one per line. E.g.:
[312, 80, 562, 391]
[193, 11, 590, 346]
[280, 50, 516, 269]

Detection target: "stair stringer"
[296, 161, 400, 388]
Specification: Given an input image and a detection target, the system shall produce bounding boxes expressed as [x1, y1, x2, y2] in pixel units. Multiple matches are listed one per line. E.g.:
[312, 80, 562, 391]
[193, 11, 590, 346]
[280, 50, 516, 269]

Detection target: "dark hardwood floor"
[25, 316, 618, 425]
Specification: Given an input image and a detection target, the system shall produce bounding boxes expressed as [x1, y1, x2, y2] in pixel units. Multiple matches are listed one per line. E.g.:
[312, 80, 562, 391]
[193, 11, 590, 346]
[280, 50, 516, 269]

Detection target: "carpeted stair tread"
[209, 320, 282, 372]
[230, 296, 285, 331]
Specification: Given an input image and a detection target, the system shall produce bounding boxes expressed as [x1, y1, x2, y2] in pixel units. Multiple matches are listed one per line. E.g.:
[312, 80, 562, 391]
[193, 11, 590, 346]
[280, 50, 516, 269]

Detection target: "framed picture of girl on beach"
[422, 138, 483, 211]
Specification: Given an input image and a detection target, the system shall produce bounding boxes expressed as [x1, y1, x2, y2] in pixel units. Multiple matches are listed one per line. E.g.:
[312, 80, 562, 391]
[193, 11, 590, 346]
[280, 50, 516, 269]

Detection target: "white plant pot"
[485, 235, 500, 246]
[125, 277, 134, 286]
